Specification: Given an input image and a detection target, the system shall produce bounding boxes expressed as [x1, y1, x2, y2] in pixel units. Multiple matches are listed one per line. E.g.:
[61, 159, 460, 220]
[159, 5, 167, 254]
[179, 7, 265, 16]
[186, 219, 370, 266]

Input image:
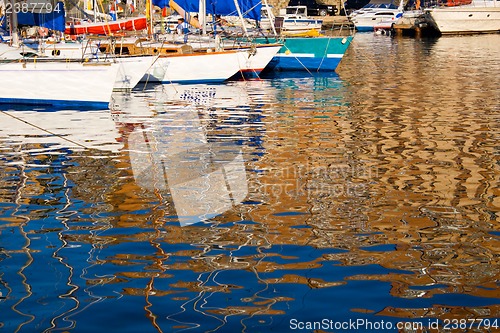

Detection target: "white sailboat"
[20, 40, 158, 92]
[103, 39, 244, 83]
[145, 48, 243, 83]
[0, 59, 119, 107]
[183, 36, 282, 78]
[153, 0, 281, 78]
[0, 1, 119, 107]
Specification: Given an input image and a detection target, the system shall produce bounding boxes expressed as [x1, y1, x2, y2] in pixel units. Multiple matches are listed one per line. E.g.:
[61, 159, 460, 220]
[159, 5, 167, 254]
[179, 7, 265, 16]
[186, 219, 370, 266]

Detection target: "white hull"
[282, 19, 323, 32]
[234, 44, 282, 76]
[182, 38, 280, 76]
[37, 42, 99, 59]
[40, 43, 156, 90]
[426, 6, 500, 34]
[351, 10, 402, 31]
[114, 55, 157, 91]
[143, 51, 242, 83]
[2, 42, 153, 91]
[0, 60, 119, 107]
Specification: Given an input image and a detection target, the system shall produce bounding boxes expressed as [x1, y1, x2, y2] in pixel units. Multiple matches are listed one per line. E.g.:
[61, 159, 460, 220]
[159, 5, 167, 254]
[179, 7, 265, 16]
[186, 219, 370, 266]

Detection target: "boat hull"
[254, 36, 353, 72]
[115, 55, 157, 91]
[351, 11, 402, 32]
[142, 51, 242, 84]
[233, 44, 282, 79]
[184, 39, 281, 79]
[282, 18, 323, 32]
[426, 6, 500, 34]
[0, 60, 119, 107]
[16, 42, 154, 91]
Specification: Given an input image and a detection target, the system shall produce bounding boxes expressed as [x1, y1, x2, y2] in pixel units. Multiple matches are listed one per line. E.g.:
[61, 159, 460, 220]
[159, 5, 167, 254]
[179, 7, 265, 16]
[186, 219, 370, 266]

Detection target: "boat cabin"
[97, 38, 193, 56]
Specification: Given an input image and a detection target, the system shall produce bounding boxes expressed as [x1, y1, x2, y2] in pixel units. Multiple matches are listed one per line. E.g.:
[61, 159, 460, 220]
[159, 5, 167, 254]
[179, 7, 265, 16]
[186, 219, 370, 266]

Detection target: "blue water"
[1, 33, 499, 332]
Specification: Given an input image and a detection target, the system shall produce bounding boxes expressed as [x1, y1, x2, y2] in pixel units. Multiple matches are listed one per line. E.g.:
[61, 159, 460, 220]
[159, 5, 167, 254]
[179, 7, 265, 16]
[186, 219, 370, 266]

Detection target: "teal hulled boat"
[254, 35, 353, 72]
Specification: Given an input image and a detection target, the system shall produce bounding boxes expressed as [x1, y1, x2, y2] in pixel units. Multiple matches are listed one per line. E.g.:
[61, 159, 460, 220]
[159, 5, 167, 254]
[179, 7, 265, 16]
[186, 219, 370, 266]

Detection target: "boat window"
[115, 47, 129, 55]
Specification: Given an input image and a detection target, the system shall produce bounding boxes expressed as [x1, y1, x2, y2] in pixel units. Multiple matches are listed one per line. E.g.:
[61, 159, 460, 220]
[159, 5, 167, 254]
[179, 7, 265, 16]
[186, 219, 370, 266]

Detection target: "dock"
[392, 12, 439, 37]
[320, 15, 354, 30]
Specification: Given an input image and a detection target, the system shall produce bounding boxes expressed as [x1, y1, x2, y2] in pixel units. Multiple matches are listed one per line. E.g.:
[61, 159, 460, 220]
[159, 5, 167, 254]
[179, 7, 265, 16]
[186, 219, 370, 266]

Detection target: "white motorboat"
[275, 6, 324, 34]
[425, 0, 500, 34]
[349, 1, 403, 31]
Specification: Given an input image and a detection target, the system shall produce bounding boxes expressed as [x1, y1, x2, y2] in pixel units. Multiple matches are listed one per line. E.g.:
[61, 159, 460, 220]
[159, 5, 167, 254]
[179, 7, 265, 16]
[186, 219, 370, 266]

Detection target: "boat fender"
[38, 27, 49, 37]
[248, 45, 257, 58]
[215, 35, 223, 52]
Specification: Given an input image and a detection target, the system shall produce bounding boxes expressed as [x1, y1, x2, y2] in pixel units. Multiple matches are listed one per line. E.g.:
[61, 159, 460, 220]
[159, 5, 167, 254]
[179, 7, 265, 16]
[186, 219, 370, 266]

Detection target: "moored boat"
[150, 0, 280, 78]
[253, 35, 353, 72]
[0, 1, 119, 107]
[0, 58, 119, 107]
[181, 37, 282, 79]
[349, 1, 404, 32]
[99, 39, 243, 83]
[274, 5, 324, 34]
[232, 43, 283, 78]
[424, 0, 500, 34]
[151, 50, 244, 83]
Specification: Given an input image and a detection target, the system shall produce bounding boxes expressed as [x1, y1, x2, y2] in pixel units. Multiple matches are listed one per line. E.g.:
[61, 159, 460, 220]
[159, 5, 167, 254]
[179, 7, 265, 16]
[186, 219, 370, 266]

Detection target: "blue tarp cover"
[153, 0, 261, 21]
[16, 2, 66, 32]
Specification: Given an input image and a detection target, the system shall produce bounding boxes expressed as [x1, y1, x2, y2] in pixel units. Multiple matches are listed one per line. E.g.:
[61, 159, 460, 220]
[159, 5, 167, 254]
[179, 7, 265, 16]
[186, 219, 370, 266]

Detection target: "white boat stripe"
[278, 53, 315, 58]
[326, 54, 344, 58]
[277, 54, 344, 58]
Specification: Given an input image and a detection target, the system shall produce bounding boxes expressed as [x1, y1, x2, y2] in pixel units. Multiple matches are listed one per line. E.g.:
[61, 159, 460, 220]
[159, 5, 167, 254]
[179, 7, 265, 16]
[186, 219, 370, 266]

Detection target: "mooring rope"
[0, 110, 89, 149]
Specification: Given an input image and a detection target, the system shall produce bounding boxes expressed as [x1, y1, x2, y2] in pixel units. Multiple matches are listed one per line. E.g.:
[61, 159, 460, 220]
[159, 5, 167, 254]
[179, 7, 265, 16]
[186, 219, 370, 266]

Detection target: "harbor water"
[0, 33, 499, 332]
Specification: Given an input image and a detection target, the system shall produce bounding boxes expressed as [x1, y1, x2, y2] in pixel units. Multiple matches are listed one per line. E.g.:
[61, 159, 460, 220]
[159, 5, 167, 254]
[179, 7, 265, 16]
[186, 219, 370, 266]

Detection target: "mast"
[262, 0, 277, 37]
[146, 0, 154, 37]
[199, 0, 206, 35]
[8, 0, 19, 46]
[93, 0, 97, 22]
[232, 0, 249, 37]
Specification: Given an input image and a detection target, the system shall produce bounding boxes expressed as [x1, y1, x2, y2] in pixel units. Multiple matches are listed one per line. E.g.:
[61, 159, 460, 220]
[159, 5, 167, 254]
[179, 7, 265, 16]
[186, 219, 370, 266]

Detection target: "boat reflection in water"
[0, 81, 258, 332]
[0, 105, 124, 332]
[125, 105, 248, 226]
[0, 108, 123, 153]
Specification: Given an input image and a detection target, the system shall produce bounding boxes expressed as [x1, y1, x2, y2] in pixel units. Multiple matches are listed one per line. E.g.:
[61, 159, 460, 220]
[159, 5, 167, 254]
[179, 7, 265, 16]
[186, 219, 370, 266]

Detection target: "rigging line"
[282, 42, 313, 76]
[0, 110, 89, 149]
[317, 34, 332, 72]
